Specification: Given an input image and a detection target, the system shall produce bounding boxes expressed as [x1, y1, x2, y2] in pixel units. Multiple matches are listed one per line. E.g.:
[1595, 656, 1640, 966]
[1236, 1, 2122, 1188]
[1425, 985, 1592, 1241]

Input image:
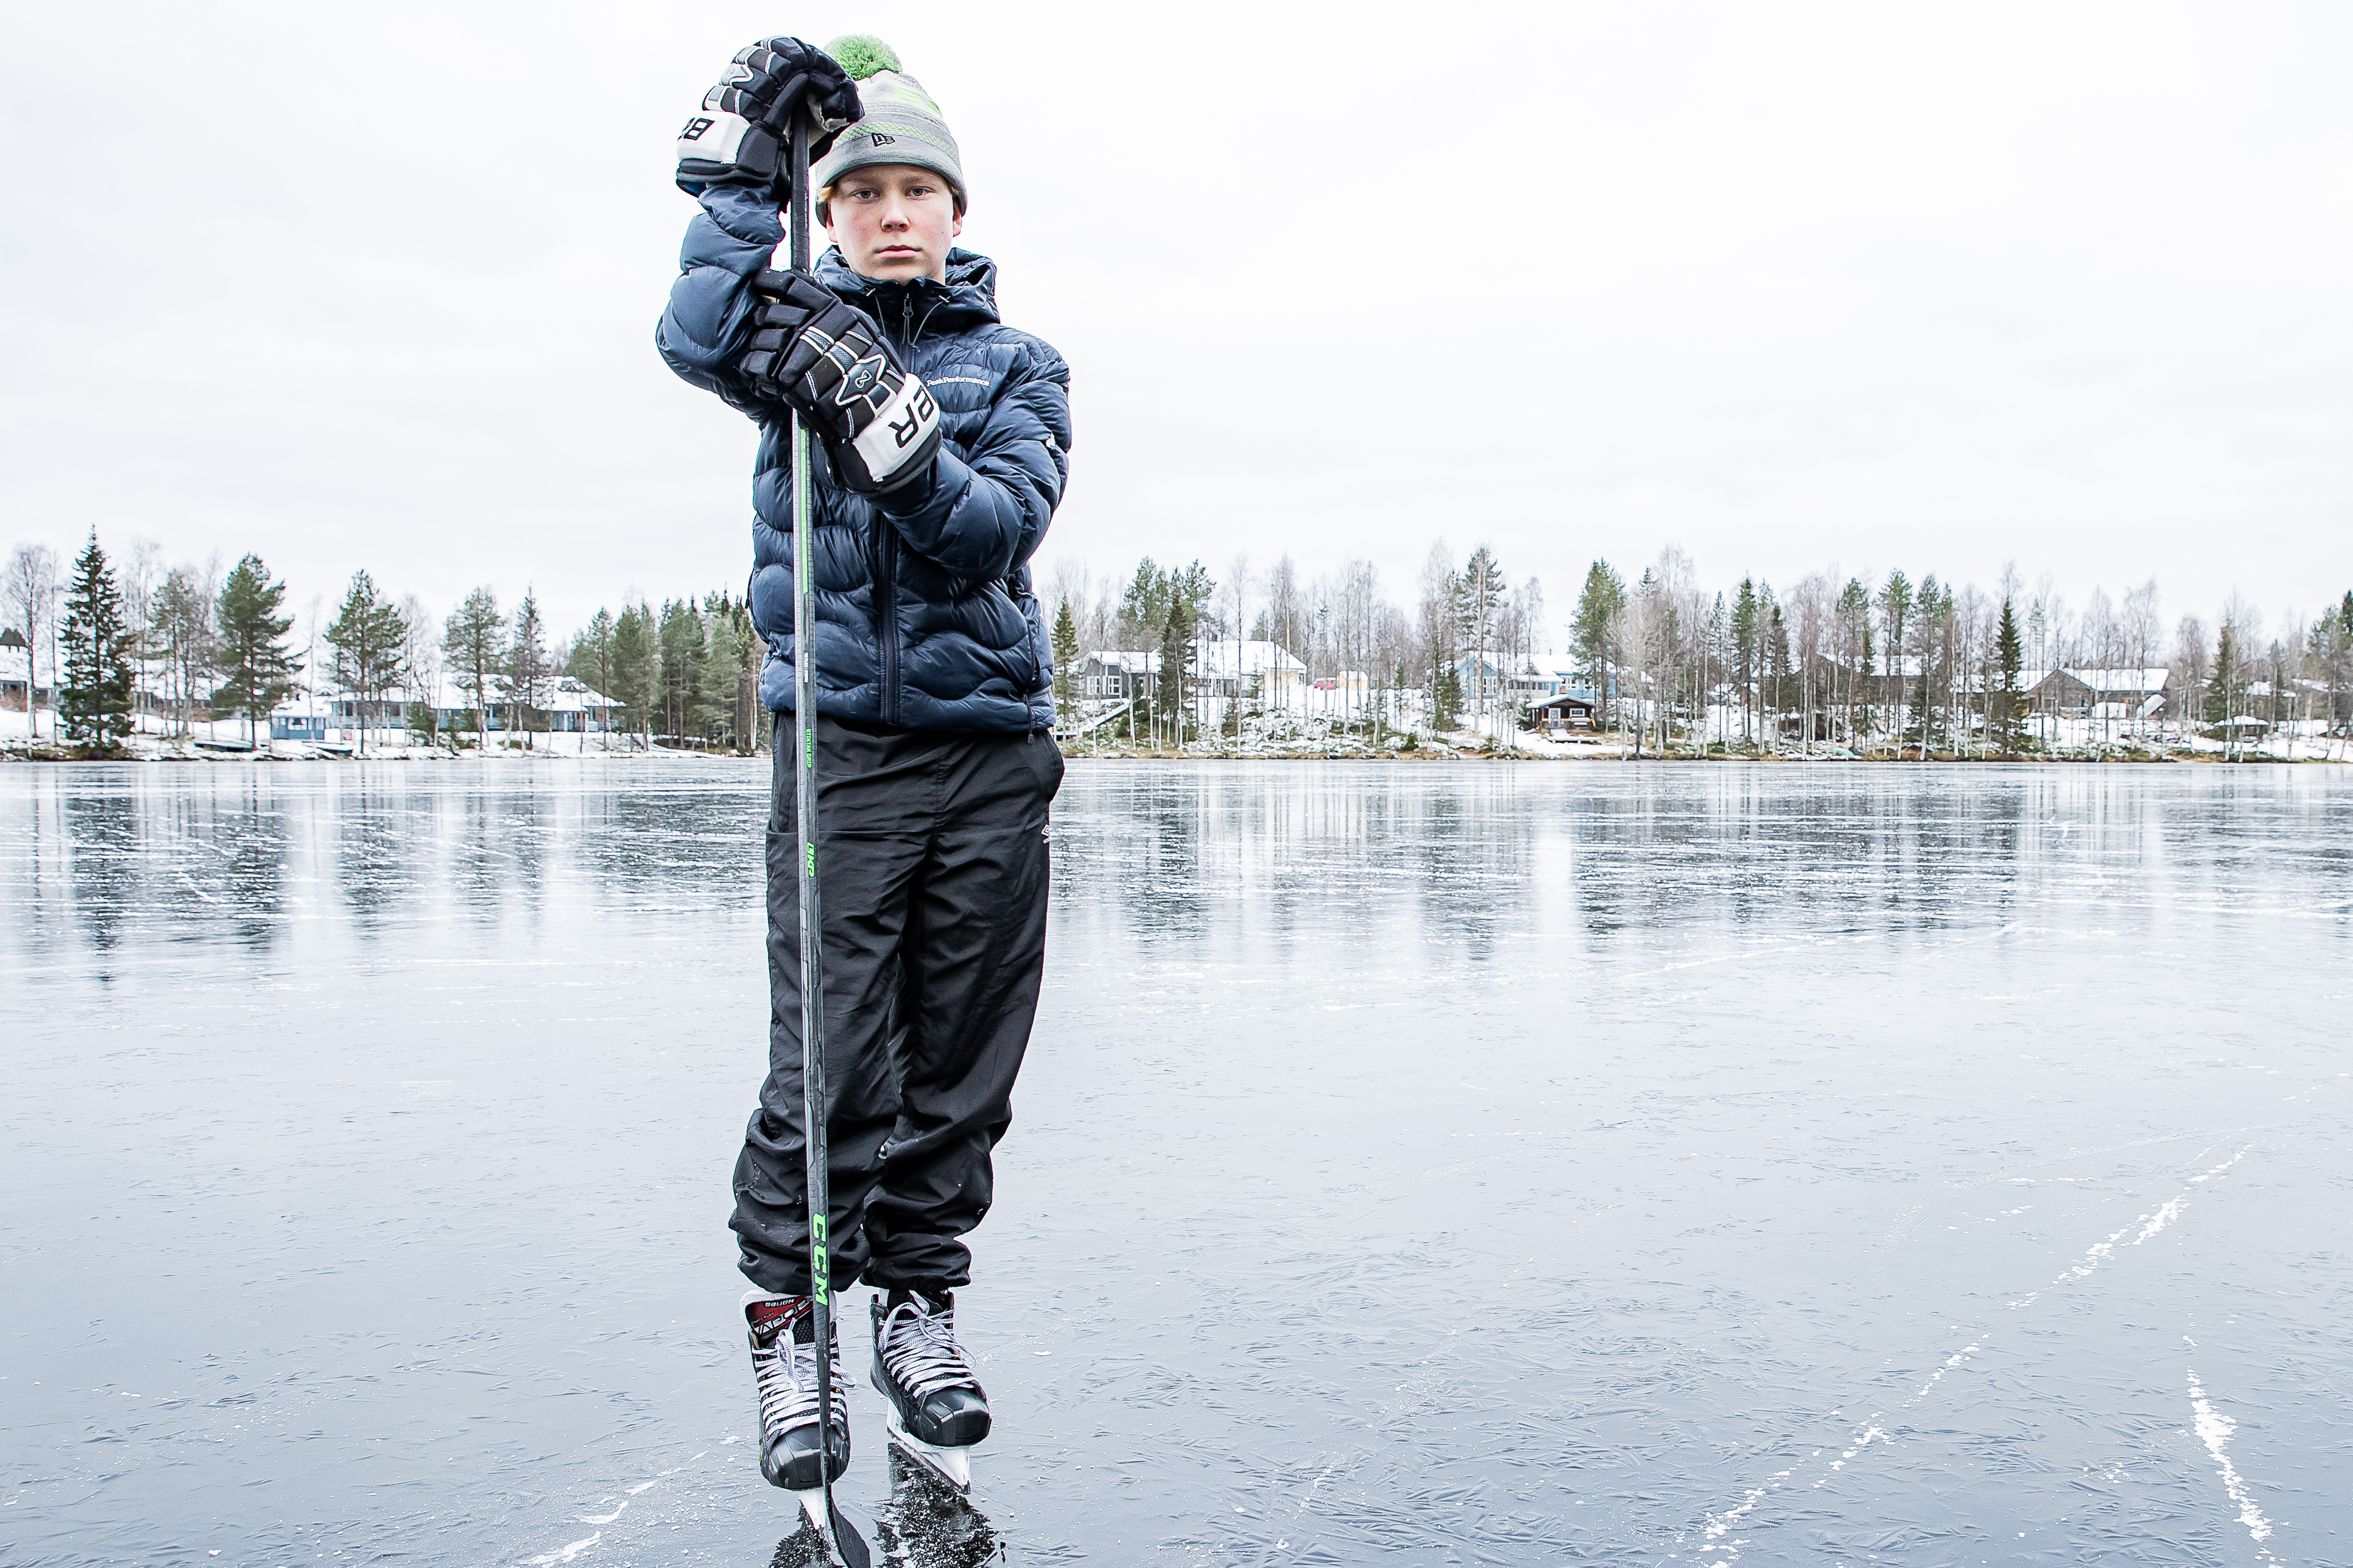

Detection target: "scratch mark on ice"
[2007, 1147, 2248, 1308]
[2187, 1369, 2281, 1565]
[524, 1531, 599, 1565]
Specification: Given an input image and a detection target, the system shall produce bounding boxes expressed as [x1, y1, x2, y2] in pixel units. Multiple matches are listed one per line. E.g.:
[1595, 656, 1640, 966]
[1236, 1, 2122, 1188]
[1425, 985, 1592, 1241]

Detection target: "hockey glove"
[675, 38, 862, 200]
[742, 270, 945, 496]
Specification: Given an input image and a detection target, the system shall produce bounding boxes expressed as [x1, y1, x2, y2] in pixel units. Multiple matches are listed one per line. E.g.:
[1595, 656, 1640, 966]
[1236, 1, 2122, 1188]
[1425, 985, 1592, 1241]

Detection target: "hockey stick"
[786, 106, 872, 1568]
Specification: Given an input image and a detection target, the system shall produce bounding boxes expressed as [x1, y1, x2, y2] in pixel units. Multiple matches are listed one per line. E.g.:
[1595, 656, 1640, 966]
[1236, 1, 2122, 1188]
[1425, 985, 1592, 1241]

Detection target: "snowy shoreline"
[6, 707, 2344, 766]
[5, 745, 2343, 767]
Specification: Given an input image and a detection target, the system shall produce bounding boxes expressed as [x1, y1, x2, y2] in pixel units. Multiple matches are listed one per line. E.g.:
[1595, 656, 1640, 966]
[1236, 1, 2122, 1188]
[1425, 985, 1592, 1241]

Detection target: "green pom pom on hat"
[824, 34, 901, 80]
[812, 34, 967, 214]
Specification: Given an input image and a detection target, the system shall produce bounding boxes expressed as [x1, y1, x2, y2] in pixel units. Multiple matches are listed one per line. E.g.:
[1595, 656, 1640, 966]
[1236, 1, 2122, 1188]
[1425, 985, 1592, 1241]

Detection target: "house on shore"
[272, 677, 624, 741]
[1527, 690, 1600, 730]
[0, 627, 31, 712]
[2026, 668, 2174, 719]
[1077, 640, 1307, 708]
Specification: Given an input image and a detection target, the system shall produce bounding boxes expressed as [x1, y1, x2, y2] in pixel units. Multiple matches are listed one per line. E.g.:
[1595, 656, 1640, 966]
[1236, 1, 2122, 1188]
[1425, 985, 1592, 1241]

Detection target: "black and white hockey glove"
[742, 270, 945, 496]
[675, 38, 861, 200]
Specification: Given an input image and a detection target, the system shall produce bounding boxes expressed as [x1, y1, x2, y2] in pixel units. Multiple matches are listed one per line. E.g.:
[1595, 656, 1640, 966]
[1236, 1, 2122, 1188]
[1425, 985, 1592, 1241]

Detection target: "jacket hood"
[813, 245, 1001, 335]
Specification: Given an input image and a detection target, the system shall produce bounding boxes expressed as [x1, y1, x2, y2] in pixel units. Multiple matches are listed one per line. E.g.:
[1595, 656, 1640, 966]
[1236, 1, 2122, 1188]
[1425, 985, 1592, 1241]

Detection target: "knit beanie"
[814, 36, 966, 215]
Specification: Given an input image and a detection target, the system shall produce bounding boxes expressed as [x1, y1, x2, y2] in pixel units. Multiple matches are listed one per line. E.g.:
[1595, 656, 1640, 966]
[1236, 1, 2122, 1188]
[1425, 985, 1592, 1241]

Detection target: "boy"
[657, 35, 1071, 1492]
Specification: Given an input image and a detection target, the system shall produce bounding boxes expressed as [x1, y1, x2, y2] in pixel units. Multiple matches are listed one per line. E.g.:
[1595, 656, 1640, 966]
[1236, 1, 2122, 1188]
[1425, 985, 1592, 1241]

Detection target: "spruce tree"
[1766, 602, 1792, 739]
[2331, 590, 2353, 739]
[1571, 560, 1626, 733]
[2207, 621, 2246, 757]
[610, 603, 656, 744]
[1994, 598, 2026, 753]
[59, 532, 136, 751]
[1050, 598, 1080, 724]
[214, 553, 300, 747]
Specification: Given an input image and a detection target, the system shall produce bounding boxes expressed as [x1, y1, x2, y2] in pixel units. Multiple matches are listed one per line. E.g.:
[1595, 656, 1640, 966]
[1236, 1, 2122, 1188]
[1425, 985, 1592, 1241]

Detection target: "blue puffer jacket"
[656, 186, 1071, 733]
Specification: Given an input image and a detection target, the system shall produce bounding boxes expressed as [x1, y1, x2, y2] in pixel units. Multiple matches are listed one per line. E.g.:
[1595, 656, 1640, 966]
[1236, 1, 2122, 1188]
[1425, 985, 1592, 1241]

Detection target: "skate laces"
[748, 1298, 848, 1439]
[878, 1294, 979, 1399]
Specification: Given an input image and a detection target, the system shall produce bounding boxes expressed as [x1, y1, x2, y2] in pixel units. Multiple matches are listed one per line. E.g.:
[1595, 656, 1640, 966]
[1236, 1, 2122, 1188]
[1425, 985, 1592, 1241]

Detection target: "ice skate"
[745, 1291, 853, 1493]
[870, 1289, 988, 1491]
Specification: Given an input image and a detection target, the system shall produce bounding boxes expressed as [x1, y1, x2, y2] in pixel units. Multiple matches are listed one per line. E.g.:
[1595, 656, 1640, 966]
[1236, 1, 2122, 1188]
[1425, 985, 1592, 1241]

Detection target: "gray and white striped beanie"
[813, 37, 966, 215]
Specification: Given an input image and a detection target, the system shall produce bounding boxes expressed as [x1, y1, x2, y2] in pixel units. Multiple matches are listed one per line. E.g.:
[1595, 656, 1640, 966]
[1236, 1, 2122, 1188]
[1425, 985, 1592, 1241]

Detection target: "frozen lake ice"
[3, 758, 2348, 1566]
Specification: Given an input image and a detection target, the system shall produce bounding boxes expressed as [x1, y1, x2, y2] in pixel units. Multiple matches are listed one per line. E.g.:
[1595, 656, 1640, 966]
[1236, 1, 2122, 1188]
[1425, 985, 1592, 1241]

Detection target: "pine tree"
[213, 553, 301, 746]
[657, 597, 708, 741]
[1153, 595, 1195, 746]
[442, 587, 505, 750]
[1879, 571, 1913, 743]
[1050, 598, 1080, 724]
[1457, 546, 1507, 733]
[567, 607, 618, 744]
[59, 532, 136, 751]
[1908, 575, 1945, 753]
[324, 570, 408, 754]
[506, 588, 551, 749]
[149, 568, 213, 737]
[1117, 559, 1171, 649]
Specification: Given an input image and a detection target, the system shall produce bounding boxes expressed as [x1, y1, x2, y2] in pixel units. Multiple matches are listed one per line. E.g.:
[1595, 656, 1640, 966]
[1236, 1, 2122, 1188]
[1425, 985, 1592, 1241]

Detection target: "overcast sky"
[3, 1, 2347, 649]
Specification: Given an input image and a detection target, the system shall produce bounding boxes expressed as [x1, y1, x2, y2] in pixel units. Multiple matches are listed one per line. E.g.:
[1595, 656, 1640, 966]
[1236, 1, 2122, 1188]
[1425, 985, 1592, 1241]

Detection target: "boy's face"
[823, 163, 962, 283]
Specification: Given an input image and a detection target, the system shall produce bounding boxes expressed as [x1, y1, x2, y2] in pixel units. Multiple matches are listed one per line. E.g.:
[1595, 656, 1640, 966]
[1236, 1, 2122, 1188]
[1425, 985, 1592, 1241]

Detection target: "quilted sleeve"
[877, 338, 1072, 579]
[655, 186, 785, 418]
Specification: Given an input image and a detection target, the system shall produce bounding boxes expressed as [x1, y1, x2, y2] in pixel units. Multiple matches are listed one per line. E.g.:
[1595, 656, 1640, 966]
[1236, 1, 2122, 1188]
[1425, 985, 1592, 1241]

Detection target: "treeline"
[1042, 541, 2353, 753]
[1563, 550, 2353, 755]
[5, 532, 765, 755]
[1044, 542, 1547, 740]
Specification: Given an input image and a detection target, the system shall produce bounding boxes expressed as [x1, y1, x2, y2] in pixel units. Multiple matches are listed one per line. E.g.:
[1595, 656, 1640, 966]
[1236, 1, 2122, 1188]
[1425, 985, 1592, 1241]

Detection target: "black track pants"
[732, 714, 1061, 1296]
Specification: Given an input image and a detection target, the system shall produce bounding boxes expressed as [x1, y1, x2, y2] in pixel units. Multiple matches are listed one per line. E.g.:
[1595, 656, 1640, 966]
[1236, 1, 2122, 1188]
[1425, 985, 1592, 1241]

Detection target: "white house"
[1077, 640, 1307, 706]
[273, 676, 624, 741]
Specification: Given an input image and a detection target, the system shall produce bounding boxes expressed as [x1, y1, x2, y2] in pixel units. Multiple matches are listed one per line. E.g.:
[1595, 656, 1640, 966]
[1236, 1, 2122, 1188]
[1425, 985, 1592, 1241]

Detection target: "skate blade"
[883, 1406, 973, 1491]
[787, 1489, 872, 1568]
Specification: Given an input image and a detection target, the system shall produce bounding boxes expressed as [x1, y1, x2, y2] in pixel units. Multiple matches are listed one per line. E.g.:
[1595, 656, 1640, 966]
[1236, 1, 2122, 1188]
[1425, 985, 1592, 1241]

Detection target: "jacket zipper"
[878, 520, 900, 726]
